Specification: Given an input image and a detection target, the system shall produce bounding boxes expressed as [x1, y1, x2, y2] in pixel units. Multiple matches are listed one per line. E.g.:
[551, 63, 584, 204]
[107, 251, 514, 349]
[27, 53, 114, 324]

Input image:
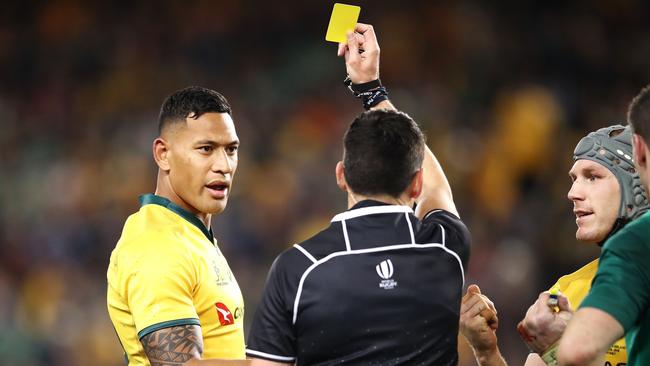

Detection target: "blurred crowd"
[2, 1, 650, 365]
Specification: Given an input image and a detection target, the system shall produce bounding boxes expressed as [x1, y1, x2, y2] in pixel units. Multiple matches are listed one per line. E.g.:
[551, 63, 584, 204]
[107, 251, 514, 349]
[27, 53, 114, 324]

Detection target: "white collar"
[331, 205, 414, 222]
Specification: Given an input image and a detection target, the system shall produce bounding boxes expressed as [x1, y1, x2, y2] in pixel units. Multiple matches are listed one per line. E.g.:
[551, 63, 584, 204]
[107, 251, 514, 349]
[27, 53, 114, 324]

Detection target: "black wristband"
[344, 77, 383, 95]
[343, 76, 389, 109]
[362, 87, 389, 110]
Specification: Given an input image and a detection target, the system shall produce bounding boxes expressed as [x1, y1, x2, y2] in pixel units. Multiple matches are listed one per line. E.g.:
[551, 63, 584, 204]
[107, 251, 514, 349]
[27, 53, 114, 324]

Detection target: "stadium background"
[1, 0, 649, 365]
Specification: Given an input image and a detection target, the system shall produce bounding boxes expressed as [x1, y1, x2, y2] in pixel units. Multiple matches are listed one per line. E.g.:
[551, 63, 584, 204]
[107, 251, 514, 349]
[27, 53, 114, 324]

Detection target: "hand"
[460, 284, 499, 354]
[517, 291, 573, 354]
[337, 23, 380, 83]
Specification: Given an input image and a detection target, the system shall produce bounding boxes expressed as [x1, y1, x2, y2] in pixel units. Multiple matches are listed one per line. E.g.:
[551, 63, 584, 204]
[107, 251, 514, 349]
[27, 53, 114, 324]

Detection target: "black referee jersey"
[246, 200, 471, 365]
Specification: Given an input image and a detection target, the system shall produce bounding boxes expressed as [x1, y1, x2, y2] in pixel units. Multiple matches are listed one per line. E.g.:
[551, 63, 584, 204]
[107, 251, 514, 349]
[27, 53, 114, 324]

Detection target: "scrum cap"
[573, 125, 649, 236]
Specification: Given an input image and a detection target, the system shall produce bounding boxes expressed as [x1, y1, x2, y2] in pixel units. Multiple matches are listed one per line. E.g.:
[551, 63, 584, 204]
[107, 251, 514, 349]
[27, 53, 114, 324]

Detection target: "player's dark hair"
[343, 109, 426, 198]
[628, 84, 650, 141]
[158, 86, 232, 134]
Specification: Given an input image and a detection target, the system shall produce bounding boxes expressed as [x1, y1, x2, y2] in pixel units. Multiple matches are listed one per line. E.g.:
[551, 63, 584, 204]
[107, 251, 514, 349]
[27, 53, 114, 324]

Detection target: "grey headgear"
[573, 125, 650, 237]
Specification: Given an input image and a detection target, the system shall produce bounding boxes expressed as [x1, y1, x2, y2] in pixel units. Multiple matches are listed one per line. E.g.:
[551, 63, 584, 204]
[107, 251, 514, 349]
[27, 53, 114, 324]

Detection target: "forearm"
[415, 144, 457, 218]
[557, 308, 622, 366]
[473, 347, 508, 366]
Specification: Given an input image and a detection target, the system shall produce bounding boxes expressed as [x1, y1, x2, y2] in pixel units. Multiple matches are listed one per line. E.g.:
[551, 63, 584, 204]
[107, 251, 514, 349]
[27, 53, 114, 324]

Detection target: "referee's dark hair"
[629, 84, 650, 140]
[343, 109, 426, 198]
[158, 86, 232, 134]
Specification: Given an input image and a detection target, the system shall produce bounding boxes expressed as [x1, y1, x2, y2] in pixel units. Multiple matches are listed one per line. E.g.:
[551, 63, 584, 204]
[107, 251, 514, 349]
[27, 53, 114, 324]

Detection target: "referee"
[245, 23, 470, 365]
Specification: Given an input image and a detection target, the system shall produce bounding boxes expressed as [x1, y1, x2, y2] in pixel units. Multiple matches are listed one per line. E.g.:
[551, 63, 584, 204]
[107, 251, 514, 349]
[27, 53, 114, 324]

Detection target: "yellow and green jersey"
[551, 259, 627, 364]
[107, 194, 245, 365]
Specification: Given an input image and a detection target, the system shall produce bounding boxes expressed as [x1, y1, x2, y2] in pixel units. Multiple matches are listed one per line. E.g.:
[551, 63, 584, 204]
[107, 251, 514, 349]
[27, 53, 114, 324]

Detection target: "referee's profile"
[245, 23, 470, 366]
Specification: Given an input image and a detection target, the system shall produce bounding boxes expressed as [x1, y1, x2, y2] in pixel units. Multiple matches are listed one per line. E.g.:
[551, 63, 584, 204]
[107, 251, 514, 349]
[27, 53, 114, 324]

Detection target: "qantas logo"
[215, 302, 234, 326]
[376, 259, 397, 289]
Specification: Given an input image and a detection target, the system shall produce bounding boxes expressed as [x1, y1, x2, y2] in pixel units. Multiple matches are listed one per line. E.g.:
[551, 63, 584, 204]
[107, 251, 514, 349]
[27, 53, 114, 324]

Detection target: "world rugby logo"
[376, 259, 397, 289]
[376, 259, 394, 279]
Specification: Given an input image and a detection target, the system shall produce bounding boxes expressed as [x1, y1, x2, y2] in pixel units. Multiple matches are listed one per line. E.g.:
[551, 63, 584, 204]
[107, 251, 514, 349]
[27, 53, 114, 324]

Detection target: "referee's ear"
[153, 137, 171, 171]
[409, 169, 423, 200]
[335, 161, 349, 192]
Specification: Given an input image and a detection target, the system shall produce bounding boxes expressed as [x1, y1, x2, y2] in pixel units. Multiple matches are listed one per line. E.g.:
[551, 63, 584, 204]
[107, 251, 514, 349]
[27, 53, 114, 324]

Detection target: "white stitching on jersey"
[331, 205, 413, 222]
[342, 220, 351, 251]
[405, 212, 415, 245]
[246, 349, 296, 362]
[291, 242, 465, 324]
[293, 244, 317, 264]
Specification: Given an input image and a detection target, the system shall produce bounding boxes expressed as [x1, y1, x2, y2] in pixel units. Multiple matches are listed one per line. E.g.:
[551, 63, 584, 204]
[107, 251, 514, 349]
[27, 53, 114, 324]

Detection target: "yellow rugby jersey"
[107, 194, 245, 365]
[551, 259, 626, 365]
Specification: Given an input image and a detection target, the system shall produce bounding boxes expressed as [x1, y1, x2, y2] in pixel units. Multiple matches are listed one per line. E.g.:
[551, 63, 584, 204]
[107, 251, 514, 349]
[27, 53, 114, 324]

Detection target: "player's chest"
[197, 245, 242, 298]
[193, 244, 244, 324]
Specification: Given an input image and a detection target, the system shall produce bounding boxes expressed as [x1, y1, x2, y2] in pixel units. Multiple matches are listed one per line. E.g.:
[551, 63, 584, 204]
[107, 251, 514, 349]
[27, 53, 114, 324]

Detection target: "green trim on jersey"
[139, 194, 214, 242]
[137, 318, 201, 340]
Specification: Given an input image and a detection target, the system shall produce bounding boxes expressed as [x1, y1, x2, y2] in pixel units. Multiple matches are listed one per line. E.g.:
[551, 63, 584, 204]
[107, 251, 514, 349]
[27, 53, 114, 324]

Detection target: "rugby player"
[107, 87, 249, 366]
[558, 85, 650, 366]
[460, 124, 649, 365]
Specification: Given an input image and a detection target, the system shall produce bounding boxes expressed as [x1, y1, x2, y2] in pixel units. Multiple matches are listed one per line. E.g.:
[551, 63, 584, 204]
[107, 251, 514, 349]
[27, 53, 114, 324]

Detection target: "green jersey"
[581, 211, 650, 366]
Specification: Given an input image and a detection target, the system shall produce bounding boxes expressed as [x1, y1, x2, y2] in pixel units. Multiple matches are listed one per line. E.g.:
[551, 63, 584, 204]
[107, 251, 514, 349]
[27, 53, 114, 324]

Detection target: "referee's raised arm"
[339, 23, 458, 220]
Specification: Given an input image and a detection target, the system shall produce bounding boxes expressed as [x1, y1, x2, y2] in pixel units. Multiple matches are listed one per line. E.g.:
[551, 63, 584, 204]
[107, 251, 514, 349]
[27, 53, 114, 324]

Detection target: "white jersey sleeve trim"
[246, 349, 296, 362]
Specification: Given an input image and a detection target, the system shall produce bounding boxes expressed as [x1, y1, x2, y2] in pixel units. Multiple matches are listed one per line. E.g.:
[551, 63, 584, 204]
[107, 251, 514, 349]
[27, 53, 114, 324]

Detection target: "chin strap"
[598, 217, 628, 247]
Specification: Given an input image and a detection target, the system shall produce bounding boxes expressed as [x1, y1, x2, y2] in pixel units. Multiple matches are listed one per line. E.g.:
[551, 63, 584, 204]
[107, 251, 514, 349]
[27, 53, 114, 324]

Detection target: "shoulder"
[555, 260, 599, 286]
[265, 225, 346, 288]
[291, 223, 347, 261]
[121, 205, 191, 246]
[419, 209, 470, 242]
[113, 216, 194, 278]
[416, 209, 471, 263]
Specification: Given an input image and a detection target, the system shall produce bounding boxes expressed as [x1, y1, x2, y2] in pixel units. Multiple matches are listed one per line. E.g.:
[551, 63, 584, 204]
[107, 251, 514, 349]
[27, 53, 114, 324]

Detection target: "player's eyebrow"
[194, 139, 240, 146]
[584, 166, 604, 175]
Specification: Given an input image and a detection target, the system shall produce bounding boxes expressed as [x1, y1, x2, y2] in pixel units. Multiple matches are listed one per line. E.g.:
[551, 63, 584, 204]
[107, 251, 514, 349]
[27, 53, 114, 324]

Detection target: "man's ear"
[409, 169, 424, 200]
[153, 138, 171, 171]
[335, 161, 348, 192]
[633, 133, 647, 171]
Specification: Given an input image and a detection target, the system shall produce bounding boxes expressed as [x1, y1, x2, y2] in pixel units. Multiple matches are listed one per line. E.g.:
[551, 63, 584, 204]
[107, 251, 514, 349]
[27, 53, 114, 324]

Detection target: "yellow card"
[325, 3, 361, 43]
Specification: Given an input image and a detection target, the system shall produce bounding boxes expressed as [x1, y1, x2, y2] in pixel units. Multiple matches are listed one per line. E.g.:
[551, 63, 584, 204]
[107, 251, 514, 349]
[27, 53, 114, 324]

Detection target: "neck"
[155, 171, 211, 228]
[347, 192, 412, 209]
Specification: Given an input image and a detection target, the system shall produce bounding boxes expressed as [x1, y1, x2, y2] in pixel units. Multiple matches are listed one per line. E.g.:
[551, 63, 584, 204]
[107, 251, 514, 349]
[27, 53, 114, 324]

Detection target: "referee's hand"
[460, 284, 499, 354]
[337, 23, 380, 84]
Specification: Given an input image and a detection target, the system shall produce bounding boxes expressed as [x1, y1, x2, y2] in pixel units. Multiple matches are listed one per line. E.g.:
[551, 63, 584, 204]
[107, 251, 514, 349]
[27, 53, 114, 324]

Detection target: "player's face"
[167, 112, 239, 215]
[567, 159, 621, 243]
